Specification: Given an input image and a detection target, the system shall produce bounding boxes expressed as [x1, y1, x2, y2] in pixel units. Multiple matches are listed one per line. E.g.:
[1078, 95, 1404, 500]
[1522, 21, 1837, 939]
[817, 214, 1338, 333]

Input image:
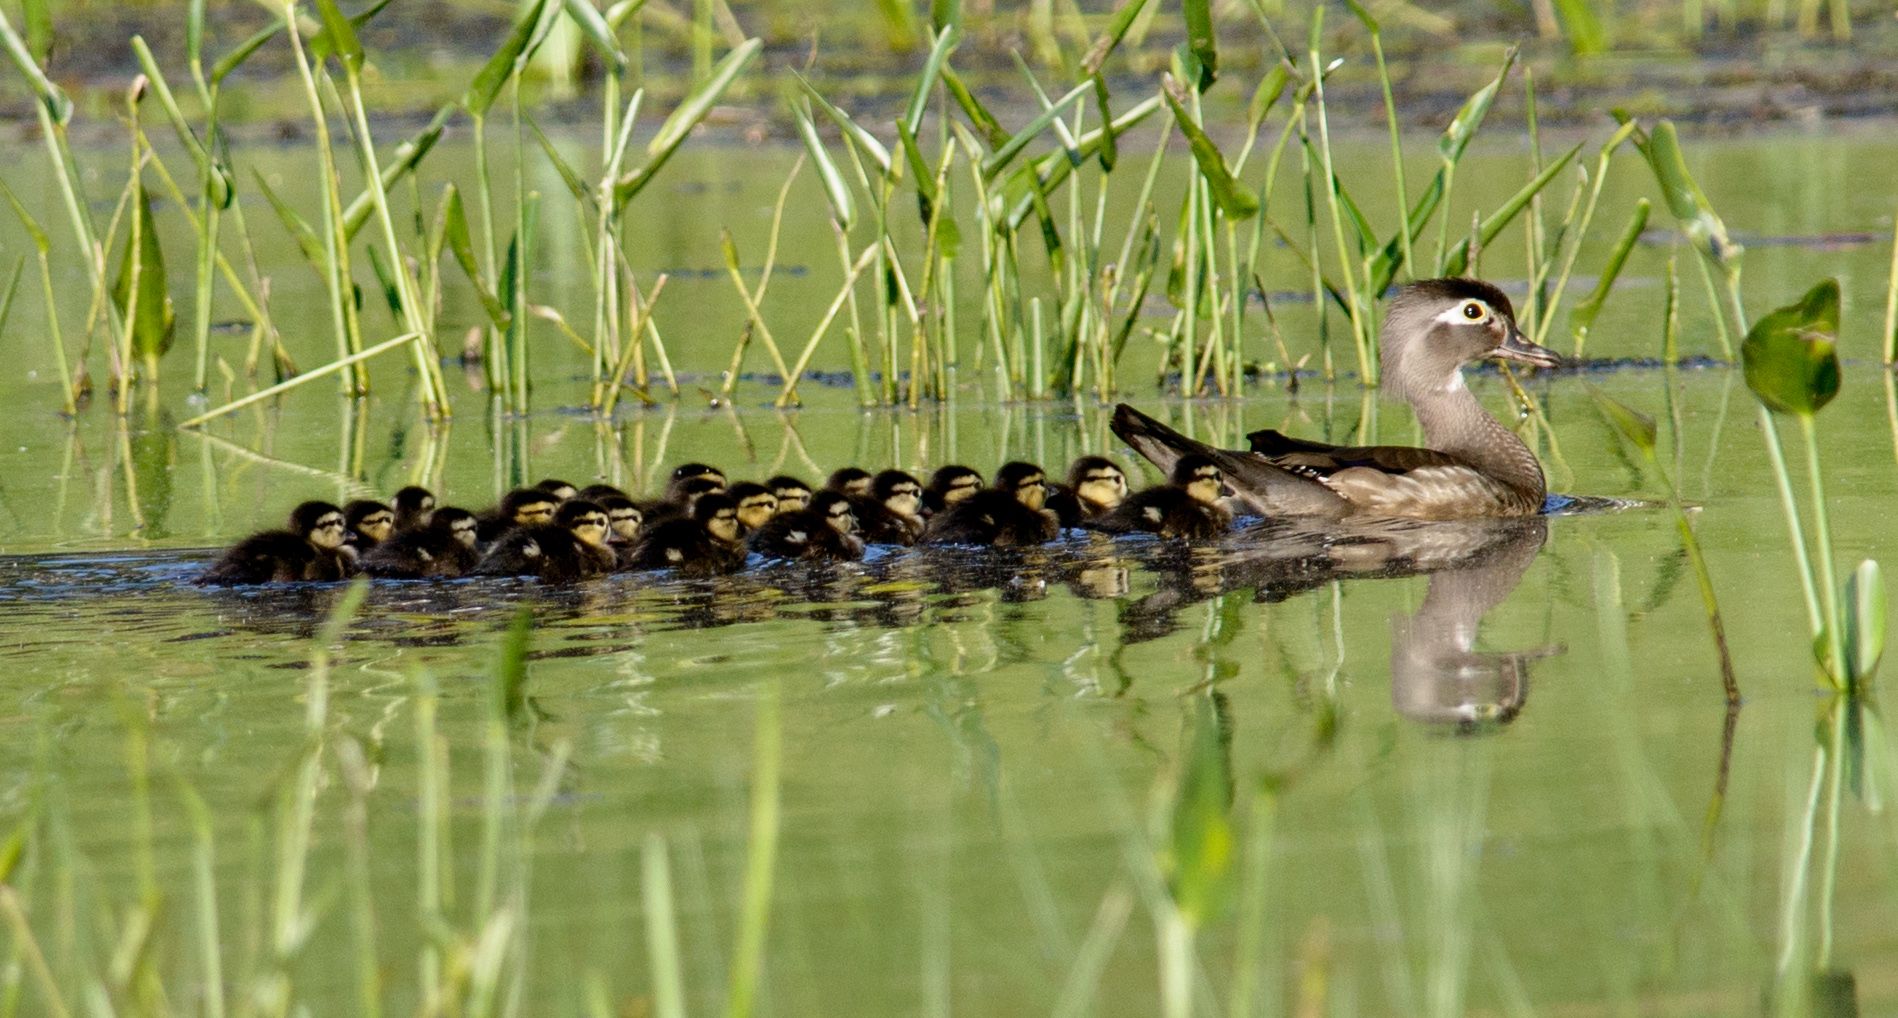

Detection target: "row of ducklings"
[198, 454, 1236, 585]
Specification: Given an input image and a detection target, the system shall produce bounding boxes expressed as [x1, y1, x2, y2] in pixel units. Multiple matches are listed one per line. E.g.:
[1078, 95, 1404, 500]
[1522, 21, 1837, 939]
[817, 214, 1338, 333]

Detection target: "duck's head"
[995, 461, 1049, 511]
[809, 490, 859, 535]
[1066, 456, 1128, 510]
[676, 476, 727, 513]
[927, 465, 983, 508]
[344, 499, 396, 545]
[501, 488, 558, 527]
[666, 463, 726, 501]
[431, 507, 479, 549]
[576, 483, 629, 504]
[767, 475, 813, 514]
[535, 478, 578, 502]
[729, 482, 780, 532]
[595, 495, 642, 542]
[1171, 454, 1232, 505]
[291, 501, 349, 551]
[558, 499, 611, 548]
[826, 466, 874, 497]
[392, 485, 436, 528]
[1380, 278, 1561, 402]
[873, 470, 924, 518]
[694, 493, 743, 545]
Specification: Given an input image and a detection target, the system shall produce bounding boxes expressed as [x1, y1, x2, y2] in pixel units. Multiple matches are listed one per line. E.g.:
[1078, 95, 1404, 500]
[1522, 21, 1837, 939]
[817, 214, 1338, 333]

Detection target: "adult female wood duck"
[1085, 454, 1233, 540]
[1111, 278, 1562, 520]
[1046, 456, 1128, 528]
[362, 507, 481, 579]
[920, 461, 1058, 546]
[199, 501, 353, 585]
[749, 490, 864, 562]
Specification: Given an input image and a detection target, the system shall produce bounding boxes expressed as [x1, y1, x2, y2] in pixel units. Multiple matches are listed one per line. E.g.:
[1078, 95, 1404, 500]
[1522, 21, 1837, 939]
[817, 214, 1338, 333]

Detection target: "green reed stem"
[642, 835, 688, 1018]
[177, 332, 419, 428]
[1884, 206, 1898, 363]
[284, 10, 365, 396]
[724, 681, 781, 1018]
[1799, 414, 1846, 685]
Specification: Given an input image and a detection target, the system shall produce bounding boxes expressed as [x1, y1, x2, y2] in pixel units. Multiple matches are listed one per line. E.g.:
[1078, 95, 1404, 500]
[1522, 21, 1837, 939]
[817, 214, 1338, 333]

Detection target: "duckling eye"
[1461, 301, 1485, 321]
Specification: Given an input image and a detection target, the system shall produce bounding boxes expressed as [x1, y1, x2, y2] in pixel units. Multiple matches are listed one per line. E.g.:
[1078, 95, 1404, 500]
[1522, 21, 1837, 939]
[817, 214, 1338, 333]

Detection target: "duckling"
[667, 463, 727, 500]
[535, 478, 579, 502]
[592, 494, 644, 564]
[922, 464, 983, 517]
[727, 482, 780, 534]
[361, 507, 481, 579]
[851, 469, 925, 545]
[343, 499, 397, 551]
[576, 483, 629, 503]
[640, 475, 727, 528]
[1085, 455, 1233, 540]
[826, 466, 874, 498]
[475, 488, 559, 547]
[391, 485, 437, 532]
[767, 475, 813, 514]
[749, 490, 864, 562]
[199, 501, 353, 585]
[1046, 456, 1128, 528]
[921, 461, 1058, 547]
[624, 492, 747, 576]
[474, 499, 616, 582]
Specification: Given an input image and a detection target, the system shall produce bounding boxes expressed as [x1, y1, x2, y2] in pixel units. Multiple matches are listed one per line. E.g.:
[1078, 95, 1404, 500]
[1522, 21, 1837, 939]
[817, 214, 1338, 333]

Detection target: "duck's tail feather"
[1109, 404, 1350, 518]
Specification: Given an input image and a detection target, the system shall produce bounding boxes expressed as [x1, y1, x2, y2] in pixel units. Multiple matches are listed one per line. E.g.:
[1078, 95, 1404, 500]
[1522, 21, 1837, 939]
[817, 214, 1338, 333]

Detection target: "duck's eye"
[1461, 301, 1485, 321]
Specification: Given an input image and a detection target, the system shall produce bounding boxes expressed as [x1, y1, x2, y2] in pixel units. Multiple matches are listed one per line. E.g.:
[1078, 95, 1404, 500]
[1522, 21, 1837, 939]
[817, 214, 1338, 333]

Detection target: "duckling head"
[1067, 456, 1127, 511]
[596, 495, 642, 542]
[344, 499, 396, 545]
[392, 486, 436, 528]
[667, 463, 727, 501]
[826, 466, 874, 497]
[728, 482, 780, 532]
[873, 470, 924, 519]
[431, 507, 479, 548]
[558, 499, 611, 548]
[577, 483, 630, 503]
[535, 478, 579, 502]
[927, 465, 983, 508]
[676, 476, 727, 513]
[291, 501, 350, 551]
[501, 488, 558, 527]
[1172, 454, 1231, 505]
[995, 461, 1049, 511]
[694, 492, 743, 545]
[810, 491, 859, 535]
[767, 475, 812, 514]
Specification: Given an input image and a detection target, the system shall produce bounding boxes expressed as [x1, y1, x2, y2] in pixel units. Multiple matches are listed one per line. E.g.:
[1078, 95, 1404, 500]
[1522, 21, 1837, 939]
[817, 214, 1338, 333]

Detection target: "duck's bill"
[1490, 328, 1563, 369]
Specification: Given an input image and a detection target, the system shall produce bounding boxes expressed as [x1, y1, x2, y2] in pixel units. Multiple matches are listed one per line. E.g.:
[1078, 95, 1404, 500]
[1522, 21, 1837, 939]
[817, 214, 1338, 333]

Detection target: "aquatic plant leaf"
[492, 609, 531, 722]
[465, 0, 549, 116]
[0, 7, 71, 124]
[604, 0, 648, 31]
[19, 0, 50, 65]
[1163, 76, 1258, 220]
[1091, 74, 1117, 171]
[895, 120, 936, 225]
[1438, 143, 1582, 277]
[186, 0, 204, 68]
[1570, 198, 1649, 349]
[930, 0, 959, 32]
[1843, 559, 1886, 688]
[437, 184, 509, 329]
[313, 0, 364, 75]
[1344, 0, 1378, 32]
[1552, 0, 1606, 54]
[253, 170, 326, 272]
[794, 106, 854, 228]
[1631, 119, 1741, 269]
[903, 25, 958, 136]
[0, 179, 50, 254]
[341, 102, 453, 241]
[526, 112, 593, 209]
[1245, 63, 1289, 135]
[1181, 0, 1216, 90]
[366, 245, 403, 322]
[0, 258, 24, 343]
[941, 67, 1008, 149]
[979, 80, 1089, 181]
[1741, 278, 1840, 416]
[114, 188, 175, 363]
[1082, 0, 1153, 76]
[211, 20, 287, 84]
[616, 39, 762, 205]
[131, 36, 234, 207]
[997, 94, 1161, 229]
[1586, 384, 1657, 456]
[1163, 695, 1234, 926]
[562, 0, 627, 73]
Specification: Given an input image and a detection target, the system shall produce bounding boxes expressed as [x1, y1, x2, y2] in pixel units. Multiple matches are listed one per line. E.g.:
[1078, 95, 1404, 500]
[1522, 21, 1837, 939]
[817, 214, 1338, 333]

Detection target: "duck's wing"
[1111, 405, 1350, 518]
[1246, 429, 1466, 474]
[1246, 429, 1533, 518]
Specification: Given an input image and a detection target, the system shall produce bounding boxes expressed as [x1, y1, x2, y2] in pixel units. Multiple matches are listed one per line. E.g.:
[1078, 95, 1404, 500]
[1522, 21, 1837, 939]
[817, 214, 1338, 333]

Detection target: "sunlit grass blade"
[1438, 143, 1583, 277]
[980, 80, 1090, 180]
[1570, 198, 1649, 356]
[616, 38, 762, 204]
[1163, 76, 1257, 220]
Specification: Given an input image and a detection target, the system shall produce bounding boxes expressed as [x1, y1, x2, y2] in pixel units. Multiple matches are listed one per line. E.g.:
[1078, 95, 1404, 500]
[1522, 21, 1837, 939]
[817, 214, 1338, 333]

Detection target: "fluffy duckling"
[826, 467, 874, 498]
[851, 470, 925, 545]
[767, 475, 813, 514]
[475, 499, 616, 582]
[343, 499, 397, 551]
[667, 463, 726, 499]
[922, 465, 983, 517]
[1085, 455, 1233, 540]
[750, 490, 864, 562]
[625, 492, 747, 576]
[1046, 456, 1128, 528]
[921, 461, 1058, 547]
[641, 474, 727, 528]
[199, 501, 353, 585]
[728, 482, 780, 534]
[535, 478, 579, 502]
[361, 507, 481, 579]
[475, 488, 559, 546]
[592, 494, 644, 564]
[392, 485, 437, 532]
[576, 483, 629, 503]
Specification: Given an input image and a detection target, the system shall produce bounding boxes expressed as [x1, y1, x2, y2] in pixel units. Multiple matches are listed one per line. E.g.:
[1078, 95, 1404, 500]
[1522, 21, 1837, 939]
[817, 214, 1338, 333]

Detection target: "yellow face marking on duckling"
[608, 509, 642, 542]
[571, 512, 610, 547]
[514, 500, 556, 526]
[1015, 474, 1048, 511]
[357, 511, 396, 543]
[944, 476, 980, 503]
[885, 482, 923, 518]
[1186, 466, 1226, 505]
[774, 488, 811, 513]
[825, 502, 857, 534]
[1079, 468, 1127, 509]
[451, 519, 479, 548]
[309, 513, 349, 550]
[708, 508, 741, 544]
[737, 494, 779, 531]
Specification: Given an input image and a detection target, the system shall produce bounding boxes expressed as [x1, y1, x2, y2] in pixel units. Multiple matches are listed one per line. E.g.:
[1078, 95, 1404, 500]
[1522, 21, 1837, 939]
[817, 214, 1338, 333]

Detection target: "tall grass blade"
[467, 0, 550, 117]
[1439, 144, 1582, 277]
[1570, 198, 1650, 356]
[1163, 77, 1258, 220]
[616, 39, 762, 203]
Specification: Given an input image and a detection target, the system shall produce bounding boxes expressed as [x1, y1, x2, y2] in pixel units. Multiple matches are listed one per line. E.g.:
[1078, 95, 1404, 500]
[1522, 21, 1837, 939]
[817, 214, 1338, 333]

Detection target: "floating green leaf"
[1742, 278, 1841, 416]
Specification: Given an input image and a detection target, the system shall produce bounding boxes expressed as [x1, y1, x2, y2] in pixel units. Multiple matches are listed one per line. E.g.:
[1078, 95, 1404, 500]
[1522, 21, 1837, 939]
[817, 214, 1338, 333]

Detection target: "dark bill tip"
[1493, 328, 1563, 370]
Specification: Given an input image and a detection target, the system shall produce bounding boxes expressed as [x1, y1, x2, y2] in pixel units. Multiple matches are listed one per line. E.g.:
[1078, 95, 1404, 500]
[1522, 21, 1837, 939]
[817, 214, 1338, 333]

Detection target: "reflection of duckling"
[1086, 455, 1233, 540]
[475, 499, 616, 582]
[826, 466, 874, 498]
[475, 489, 559, 546]
[392, 485, 436, 532]
[361, 507, 481, 579]
[199, 501, 353, 585]
[535, 478, 579, 502]
[921, 461, 1057, 546]
[922, 465, 983, 517]
[750, 490, 864, 561]
[728, 482, 780, 534]
[343, 499, 397, 550]
[1046, 456, 1128, 528]
[624, 492, 747, 576]
[852, 470, 924, 545]
[767, 475, 813, 514]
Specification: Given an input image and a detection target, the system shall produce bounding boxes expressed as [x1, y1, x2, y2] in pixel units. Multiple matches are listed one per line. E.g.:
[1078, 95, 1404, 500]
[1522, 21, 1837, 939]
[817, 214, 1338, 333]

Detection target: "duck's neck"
[1409, 372, 1545, 497]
